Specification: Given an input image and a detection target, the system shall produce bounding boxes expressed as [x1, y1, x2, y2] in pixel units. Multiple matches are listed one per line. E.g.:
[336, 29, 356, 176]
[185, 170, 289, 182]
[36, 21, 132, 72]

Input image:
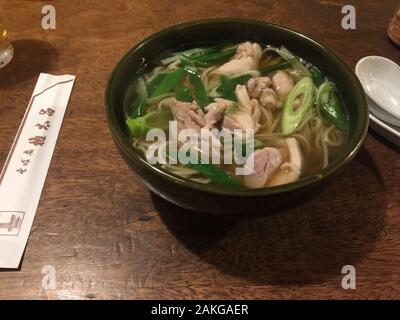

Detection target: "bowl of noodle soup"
[105, 19, 368, 214]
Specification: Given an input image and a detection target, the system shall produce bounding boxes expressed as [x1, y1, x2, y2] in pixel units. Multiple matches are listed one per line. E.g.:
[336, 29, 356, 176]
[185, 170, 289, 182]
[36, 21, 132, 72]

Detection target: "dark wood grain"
[0, 0, 399, 300]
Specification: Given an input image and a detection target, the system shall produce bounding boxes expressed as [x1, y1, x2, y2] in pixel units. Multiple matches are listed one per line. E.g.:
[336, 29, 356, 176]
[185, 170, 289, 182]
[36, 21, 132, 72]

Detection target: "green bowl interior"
[105, 19, 368, 197]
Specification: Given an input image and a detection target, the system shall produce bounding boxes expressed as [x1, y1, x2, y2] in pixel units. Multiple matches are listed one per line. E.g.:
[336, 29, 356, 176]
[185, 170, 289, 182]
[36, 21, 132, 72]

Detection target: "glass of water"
[0, 19, 14, 69]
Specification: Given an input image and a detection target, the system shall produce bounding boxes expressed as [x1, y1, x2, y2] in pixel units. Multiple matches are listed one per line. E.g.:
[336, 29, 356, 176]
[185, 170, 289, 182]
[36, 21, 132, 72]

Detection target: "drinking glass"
[388, 8, 400, 46]
[0, 19, 14, 69]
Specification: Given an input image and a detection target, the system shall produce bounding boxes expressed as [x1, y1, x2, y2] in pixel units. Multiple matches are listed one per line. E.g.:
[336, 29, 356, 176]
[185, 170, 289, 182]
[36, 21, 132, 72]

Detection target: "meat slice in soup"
[259, 88, 280, 110]
[169, 99, 205, 132]
[218, 42, 262, 76]
[272, 70, 294, 100]
[204, 100, 229, 129]
[244, 147, 282, 188]
[268, 162, 301, 186]
[223, 107, 255, 131]
[247, 77, 272, 99]
[268, 137, 303, 186]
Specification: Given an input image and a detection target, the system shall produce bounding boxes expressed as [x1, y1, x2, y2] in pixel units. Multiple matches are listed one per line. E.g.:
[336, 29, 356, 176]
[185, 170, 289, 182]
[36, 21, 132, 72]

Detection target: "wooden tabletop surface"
[0, 0, 399, 300]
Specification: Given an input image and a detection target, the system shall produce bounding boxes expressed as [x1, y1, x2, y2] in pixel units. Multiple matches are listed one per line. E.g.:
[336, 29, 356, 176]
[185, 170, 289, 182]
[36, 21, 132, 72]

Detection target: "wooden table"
[0, 0, 399, 300]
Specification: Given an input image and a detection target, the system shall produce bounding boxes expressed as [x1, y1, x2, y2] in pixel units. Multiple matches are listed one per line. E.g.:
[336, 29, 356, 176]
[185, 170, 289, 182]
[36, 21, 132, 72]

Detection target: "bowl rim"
[105, 18, 369, 197]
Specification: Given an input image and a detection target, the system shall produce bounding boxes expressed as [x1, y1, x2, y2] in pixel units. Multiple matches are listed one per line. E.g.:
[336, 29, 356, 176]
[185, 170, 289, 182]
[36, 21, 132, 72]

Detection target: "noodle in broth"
[124, 42, 348, 188]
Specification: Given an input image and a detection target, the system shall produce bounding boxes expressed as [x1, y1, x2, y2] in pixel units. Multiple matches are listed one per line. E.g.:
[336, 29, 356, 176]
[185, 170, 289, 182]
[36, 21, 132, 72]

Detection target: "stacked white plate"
[355, 56, 400, 146]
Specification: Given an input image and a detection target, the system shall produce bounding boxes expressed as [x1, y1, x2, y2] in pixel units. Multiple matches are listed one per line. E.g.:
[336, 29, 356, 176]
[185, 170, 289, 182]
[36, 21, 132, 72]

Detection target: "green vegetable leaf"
[126, 111, 173, 138]
[150, 68, 186, 98]
[190, 75, 209, 108]
[188, 163, 243, 188]
[167, 151, 242, 188]
[191, 48, 236, 67]
[175, 86, 193, 102]
[220, 74, 252, 101]
[147, 73, 167, 96]
[281, 77, 314, 135]
[308, 65, 324, 87]
[317, 82, 348, 131]
[180, 56, 209, 110]
[131, 100, 147, 118]
[220, 75, 237, 101]
[124, 77, 148, 119]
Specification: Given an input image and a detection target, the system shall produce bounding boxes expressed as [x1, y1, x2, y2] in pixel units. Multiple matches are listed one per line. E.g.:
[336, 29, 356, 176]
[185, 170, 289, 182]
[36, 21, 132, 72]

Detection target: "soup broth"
[124, 42, 348, 189]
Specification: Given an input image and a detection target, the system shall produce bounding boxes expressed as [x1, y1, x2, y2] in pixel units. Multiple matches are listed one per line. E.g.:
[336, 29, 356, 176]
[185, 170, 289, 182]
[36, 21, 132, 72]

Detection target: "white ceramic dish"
[367, 95, 400, 127]
[355, 56, 400, 125]
[369, 113, 400, 147]
[356, 56, 400, 146]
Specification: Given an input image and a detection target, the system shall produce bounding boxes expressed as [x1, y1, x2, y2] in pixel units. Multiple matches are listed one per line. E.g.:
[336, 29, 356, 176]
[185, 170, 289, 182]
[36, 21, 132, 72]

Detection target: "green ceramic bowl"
[105, 19, 368, 215]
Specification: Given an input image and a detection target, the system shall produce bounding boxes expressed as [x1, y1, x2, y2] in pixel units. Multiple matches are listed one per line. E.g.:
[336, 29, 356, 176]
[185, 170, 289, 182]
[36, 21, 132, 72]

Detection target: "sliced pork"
[218, 42, 262, 76]
[244, 147, 282, 188]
